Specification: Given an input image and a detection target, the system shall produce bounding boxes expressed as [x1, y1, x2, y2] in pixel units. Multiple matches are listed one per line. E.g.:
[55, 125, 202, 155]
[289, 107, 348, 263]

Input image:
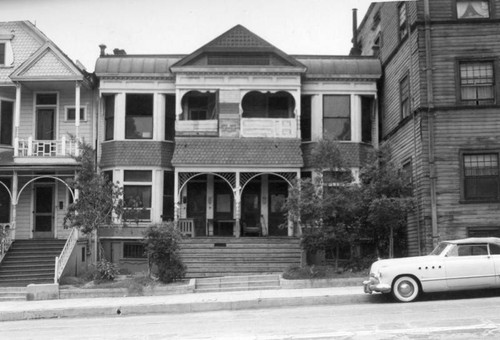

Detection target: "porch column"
[174, 169, 180, 224]
[351, 94, 362, 143]
[75, 82, 81, 140]
[373, 95, 379, 149]
[14, 83, 21, 156]
[234, 171, 241, 237]
[11, 171, 18, 240]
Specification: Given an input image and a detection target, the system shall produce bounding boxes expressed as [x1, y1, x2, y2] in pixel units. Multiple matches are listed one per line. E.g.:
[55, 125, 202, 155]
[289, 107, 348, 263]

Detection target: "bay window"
[125, 94, 153, 139]
[123, 170, 152, 221]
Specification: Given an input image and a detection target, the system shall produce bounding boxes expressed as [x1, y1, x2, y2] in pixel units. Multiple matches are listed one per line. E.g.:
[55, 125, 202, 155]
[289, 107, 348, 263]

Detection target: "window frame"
[398, 2, 408, 41]
[123, 242, 146, 259]
[460, 150, 500, 203]
[0, 99, 14, 146]
[455, 0, 491, 20]
[0, 42, 5, 66]
[64, 105, 87, 122]
[123, 170, 153, 222]
[457, 59, 496, 106]
[125, 93, 154, 140]
[322, 94, 351, 141]
[399, 73, 410, 120]
[104, 94, 115, 141]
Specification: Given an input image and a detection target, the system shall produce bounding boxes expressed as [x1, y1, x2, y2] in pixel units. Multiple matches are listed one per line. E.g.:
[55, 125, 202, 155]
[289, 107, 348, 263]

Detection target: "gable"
[10, 42, 84, 81]
[171, 25, 306, 71]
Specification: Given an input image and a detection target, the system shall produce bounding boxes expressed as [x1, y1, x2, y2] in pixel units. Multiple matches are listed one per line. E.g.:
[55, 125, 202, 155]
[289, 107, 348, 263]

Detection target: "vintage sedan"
[363, 237, 500, 302]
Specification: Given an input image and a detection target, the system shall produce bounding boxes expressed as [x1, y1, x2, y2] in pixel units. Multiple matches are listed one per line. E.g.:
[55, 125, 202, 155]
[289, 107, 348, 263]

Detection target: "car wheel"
[392, 276, 420, 302]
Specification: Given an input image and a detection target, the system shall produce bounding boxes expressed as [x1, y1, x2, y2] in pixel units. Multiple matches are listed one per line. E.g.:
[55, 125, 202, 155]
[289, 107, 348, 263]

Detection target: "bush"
[143, 223, 186, 283]
[93, 258, 119, 282]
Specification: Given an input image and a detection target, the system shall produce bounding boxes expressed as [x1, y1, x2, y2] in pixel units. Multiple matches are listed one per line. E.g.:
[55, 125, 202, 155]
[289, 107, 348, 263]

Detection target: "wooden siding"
[418, 0, 500, 21]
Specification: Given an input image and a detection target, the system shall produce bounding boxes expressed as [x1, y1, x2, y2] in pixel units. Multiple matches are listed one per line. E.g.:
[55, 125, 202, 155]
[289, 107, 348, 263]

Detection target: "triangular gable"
[171, 25, 306, 71]
[10, 42, 84, 81]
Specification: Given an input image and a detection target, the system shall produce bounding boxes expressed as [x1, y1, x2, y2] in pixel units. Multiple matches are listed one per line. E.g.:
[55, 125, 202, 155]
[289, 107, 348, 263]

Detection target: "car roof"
[443, 237, 500, 245]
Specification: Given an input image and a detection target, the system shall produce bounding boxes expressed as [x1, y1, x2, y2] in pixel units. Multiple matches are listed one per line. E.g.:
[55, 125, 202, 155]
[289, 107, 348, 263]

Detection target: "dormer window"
[0, 29, 14, 67]
[457, 0, 490, 19]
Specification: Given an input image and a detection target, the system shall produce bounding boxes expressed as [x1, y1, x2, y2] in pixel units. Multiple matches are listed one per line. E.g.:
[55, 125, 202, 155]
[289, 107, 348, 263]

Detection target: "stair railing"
[0, 222, 14, 263]
[54, 227, 79, 283]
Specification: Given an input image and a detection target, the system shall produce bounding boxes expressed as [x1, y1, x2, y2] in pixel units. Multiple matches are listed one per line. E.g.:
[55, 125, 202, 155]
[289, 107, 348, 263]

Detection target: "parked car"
[363, 237, 500, 302]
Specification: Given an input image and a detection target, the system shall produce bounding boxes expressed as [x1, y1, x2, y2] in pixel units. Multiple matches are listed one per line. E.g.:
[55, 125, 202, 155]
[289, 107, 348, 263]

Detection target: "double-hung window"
[123, 170, 152, 221]
[459, 61, 495, 105]
[456, 0, 490, 19]
[125, 94, 153, 139]
[0, 43, 5, 66]
[462, 152, 499, 202]
[400, 74, 410, 119]
[398, 3, 408, 41]
[0, 100, 13, 145]
[323, 95, 351, 141]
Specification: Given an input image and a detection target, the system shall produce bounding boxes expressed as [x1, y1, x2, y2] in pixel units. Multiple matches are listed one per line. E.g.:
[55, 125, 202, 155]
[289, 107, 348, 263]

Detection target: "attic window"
[0, 43, 5, 65]
[207, 54, 270, 66]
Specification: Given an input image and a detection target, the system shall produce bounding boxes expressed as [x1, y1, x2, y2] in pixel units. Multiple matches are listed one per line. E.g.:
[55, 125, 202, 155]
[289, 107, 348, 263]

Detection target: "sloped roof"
[95, 55, 183, 78]
[295, 56, 381, 80]
[172, 138, 303, 167]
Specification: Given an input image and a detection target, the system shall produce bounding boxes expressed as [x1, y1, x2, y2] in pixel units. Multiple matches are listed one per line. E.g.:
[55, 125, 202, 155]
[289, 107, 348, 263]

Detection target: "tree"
[360, 147, 415, 258]
[63, 142, 124, 261]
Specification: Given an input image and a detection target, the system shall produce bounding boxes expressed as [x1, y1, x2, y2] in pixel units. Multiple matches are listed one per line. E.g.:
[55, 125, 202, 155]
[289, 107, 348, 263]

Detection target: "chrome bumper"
[363, 277, 391, 294]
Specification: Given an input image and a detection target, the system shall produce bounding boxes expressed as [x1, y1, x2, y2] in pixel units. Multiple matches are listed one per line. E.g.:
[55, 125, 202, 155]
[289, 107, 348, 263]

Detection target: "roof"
[172, 138, 303, 167]
[95, 55, 183, 78]
[443, 237, 500, 245]
[295, 56, 382, 79]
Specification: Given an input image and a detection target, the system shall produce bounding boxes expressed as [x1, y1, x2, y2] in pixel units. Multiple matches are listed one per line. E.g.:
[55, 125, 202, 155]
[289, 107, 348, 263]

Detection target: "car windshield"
[429, 242, 449, 255]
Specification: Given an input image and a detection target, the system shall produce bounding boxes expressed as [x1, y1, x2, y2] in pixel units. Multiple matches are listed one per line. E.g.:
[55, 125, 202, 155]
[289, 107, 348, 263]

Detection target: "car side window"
[456, 244, 488, 256]
[489, 243, 500, 255]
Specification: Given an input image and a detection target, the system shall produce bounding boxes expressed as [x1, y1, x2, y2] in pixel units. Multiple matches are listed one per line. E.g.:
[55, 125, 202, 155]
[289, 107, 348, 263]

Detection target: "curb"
[0, 289, 376, 322]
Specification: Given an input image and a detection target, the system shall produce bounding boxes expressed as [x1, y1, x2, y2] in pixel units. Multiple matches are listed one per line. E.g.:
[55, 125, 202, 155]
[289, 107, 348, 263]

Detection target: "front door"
[36, 108, 55, 140]
[187, 179, 207, 237]
[34, 185, 54, 238]
[268, 178, 288, 236]
[241, 180, 261, 236]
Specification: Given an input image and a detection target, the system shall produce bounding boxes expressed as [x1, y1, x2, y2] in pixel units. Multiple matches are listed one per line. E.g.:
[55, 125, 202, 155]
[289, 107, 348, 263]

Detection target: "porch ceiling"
[172, 138, 303, 168]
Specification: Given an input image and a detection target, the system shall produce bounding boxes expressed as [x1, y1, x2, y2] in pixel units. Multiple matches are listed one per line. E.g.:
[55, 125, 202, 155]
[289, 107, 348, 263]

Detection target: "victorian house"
[357, 0, 500, 255]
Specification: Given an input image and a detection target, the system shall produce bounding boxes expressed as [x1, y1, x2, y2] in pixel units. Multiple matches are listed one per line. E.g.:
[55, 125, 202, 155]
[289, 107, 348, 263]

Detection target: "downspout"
[423, 0, 438, 249]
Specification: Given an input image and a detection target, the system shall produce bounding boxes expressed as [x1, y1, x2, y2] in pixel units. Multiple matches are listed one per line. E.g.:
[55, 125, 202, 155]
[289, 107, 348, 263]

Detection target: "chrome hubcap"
[398, 281, 414, 297]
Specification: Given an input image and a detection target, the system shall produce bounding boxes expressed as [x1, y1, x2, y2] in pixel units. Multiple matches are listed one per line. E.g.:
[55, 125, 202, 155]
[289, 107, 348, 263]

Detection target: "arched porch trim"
[17, 175, 76, 204]
[177, 172, 236, 197]
[0, 180, 12, 202]
[239, 171, 297, 192]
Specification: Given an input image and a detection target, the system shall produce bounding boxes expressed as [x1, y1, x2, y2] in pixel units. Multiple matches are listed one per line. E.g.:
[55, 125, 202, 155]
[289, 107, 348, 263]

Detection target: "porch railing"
[0, 222, 14, 263]
[178, 219, 195, 237]
[54, 227, 79, 283]
[241, 118, 297, 138]
[15, 136, 80, 158]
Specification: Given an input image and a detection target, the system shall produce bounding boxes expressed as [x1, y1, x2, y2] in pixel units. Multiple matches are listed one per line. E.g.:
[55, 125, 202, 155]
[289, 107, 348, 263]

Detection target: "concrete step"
[195, 274, 281, 292]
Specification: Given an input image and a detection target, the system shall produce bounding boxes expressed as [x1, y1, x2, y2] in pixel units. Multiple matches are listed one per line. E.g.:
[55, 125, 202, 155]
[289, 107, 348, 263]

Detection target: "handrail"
[54, 227, 79, 283]
[0, 223, 14, 263]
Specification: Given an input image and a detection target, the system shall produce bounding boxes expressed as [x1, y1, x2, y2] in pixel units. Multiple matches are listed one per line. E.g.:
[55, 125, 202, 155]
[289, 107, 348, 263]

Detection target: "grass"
[282, 265, 368, 280]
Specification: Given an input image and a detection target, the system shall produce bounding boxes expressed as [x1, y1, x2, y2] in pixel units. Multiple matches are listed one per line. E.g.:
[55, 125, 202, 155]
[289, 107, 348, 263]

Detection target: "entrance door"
[187, 179, 207, 236]
[34, 185, 54, 238]
[268, 179, 288, 236]
[214, 180, 234, 236]
[36, 108, 55, 140]
[241, 180, 261, 236]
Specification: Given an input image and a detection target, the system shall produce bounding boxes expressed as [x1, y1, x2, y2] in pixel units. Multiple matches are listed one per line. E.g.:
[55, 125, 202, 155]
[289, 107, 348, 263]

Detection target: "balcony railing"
[175, 120, 218, 137]
[15, 136, 80, 158]
[241, 118, 297, 138]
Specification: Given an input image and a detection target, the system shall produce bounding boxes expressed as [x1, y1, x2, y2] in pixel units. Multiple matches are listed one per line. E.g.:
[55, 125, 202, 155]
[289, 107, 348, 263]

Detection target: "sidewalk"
[0, 284, 378, 322]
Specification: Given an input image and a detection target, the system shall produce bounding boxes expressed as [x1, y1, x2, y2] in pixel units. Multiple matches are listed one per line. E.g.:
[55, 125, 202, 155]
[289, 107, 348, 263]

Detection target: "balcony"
[241, 118, 297, 138]
[14, 136, 80, 163]
[175, 120, 218, 137]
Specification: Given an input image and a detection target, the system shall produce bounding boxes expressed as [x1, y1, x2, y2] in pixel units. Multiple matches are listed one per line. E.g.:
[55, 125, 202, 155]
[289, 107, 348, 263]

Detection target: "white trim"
[64, 105, 87, 122]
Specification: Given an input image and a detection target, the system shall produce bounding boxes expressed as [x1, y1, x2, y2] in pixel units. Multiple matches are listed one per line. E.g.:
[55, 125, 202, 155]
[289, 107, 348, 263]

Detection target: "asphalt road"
[1, 292, 500, 339]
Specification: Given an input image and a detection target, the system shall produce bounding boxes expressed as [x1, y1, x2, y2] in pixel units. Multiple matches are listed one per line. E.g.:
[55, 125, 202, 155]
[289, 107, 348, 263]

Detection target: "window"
[0, 43, 5, 65]
[181, 92, 217, 120]
[0, 100, 13, 145]
[323, 95, 350, 141]
[162, 171, 174, 222]
[123, 170, 152, 221]
[125, 94, 153, 139]
[300, 95, 312, 141]
[402, 160, 413, 193]
[457, 0, 490, 19]
[165, 94, 175, 141]
[123, 243, 146, 258]
[104, 95, 114, 141]
[35, 93, 57, 141]
[400, 75, 410, 119]
[468, 227, 500, 237]
[463, 152, 499, 201]
[459, 61, 495, 105]
[242, 91, 295, 119]
[65, 106, 86, 121]
[398, 3, 408, 40]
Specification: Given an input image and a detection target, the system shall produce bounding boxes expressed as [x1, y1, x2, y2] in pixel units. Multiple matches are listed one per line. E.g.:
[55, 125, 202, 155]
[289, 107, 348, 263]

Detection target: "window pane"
[464, 153, 499, 200]
[460, 61, 494, 104]
[126, 94, 153, 116]
[323, 118, 351, 140]
[301, 95, 312, 141]
[124, 186, 152, 208]
[457, 1, 489, 19]
[36, 93, 57, 105]
[67, 108, 85, 121]
[124, 170, 152, 182]
[324, 95, 350, 118]
[104, 95, 115, 140]
[126, 116, 153, 139]
[0, 43, 5, 65]
[1, 101, 13, 145]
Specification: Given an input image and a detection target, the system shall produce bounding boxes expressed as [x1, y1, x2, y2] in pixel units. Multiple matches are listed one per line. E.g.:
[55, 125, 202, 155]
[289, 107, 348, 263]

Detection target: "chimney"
[99, 44, 107, 57]
[349, 8, 362, 56]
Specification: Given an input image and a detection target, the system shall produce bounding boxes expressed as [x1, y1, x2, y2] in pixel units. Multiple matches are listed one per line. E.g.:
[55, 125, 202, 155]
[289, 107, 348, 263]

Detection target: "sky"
[0, 0, 388, 72]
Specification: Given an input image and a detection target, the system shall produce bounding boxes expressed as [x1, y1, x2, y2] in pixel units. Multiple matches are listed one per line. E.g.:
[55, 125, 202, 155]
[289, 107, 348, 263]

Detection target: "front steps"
[180, 237, 302, 278]
[0, 287, 26, 301]
[0, 239, 66, 287]
[195, 274, 281, 293]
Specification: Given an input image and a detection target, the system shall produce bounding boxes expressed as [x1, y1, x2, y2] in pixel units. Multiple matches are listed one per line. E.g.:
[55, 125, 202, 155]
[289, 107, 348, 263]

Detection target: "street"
[1, 292, 500, 339]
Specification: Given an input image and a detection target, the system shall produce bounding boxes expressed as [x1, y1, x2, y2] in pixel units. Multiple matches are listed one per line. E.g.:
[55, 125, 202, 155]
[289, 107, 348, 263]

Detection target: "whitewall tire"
[392, 276, 420, 302]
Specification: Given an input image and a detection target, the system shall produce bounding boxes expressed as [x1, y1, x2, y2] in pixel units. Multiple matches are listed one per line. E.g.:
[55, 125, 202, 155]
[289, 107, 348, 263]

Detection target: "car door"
[444, 243, 496, 290]
[488, 243, 500, 287]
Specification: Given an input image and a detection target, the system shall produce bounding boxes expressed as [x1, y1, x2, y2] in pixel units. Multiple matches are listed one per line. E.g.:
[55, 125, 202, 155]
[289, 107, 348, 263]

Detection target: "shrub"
[143, 223, 186, 283]
[93, 258, 119, 282]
